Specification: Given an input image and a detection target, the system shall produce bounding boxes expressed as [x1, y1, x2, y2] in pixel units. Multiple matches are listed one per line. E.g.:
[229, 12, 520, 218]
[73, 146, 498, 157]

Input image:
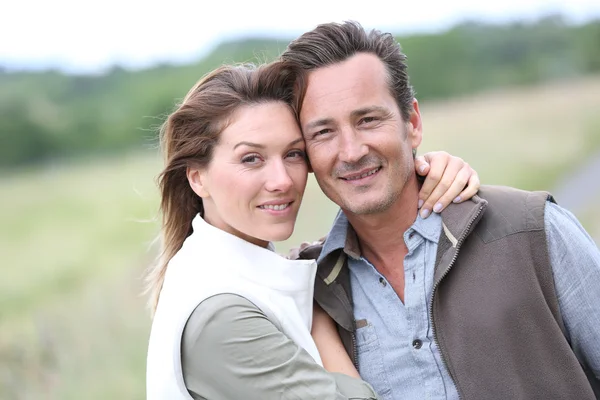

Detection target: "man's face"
[299, 53, 422, 216]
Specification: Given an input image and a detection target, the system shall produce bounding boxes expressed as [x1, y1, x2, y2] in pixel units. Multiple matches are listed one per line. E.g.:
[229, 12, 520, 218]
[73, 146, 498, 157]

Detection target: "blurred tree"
[0, 17, 598, 169]
[0, 100, 55, 167]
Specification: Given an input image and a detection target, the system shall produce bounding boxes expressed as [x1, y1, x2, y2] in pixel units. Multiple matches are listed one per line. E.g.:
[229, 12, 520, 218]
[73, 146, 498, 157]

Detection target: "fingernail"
[421, 209, 430, 219]
[453, 196, 461, 203]
[419, 165, 426, 173]
[418, 199, 424, 209]
[433, 202, 443, 213]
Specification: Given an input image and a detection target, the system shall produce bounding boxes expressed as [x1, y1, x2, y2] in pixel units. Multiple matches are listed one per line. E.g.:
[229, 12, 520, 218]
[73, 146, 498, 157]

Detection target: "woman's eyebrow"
[233, 141, 265, 150]
[288, 137, 304, 147]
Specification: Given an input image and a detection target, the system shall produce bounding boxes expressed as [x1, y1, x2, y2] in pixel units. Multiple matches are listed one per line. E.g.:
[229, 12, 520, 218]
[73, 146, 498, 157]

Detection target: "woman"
[145, 61, 479, 399]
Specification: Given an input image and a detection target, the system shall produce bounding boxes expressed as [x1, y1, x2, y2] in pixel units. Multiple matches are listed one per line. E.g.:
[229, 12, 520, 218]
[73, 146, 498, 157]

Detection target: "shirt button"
[379, 277, 387, 287]
[409, 232, 415, 239]
[412, 339, 423, 349]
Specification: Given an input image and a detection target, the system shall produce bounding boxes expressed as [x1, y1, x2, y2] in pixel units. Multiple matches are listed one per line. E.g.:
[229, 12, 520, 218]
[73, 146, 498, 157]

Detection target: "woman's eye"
[286, 150, 306, 160]
[241, 154, 262, 164]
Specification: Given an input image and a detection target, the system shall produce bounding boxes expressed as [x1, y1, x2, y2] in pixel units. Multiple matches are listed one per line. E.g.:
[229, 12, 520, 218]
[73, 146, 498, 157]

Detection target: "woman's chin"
[258, 227, 294, 244]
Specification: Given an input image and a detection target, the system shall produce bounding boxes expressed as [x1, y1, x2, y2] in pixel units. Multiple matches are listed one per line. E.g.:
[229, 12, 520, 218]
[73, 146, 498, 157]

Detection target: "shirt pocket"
[355, 322, 393, 399]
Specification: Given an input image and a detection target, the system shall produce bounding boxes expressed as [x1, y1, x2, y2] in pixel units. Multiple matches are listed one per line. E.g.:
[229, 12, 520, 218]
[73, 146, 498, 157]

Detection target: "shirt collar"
[411, 211, 442, 244]
[318, 209, 353, 262]
[319, 207, 442, 263]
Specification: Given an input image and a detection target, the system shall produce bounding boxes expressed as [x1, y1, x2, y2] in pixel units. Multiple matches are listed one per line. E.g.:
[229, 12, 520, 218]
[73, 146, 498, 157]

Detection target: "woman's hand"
[311, 302, 360, 378]
[414, 151, 480, 218]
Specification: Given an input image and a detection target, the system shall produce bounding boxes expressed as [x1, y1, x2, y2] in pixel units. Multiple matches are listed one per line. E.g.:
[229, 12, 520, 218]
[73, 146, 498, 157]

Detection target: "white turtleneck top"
[146, 214, 378, 400]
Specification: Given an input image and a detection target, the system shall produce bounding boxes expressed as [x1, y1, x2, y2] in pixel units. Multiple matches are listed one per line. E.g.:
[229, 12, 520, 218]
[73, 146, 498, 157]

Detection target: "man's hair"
[281, 20, 415, 121]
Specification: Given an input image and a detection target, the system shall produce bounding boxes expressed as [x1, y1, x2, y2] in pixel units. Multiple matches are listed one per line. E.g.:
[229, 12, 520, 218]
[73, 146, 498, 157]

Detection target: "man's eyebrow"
[303, 106, 392, 131]
[350, 106, 390, 119]
[233, 141, 266, 150]
[304, 118, 335, 132]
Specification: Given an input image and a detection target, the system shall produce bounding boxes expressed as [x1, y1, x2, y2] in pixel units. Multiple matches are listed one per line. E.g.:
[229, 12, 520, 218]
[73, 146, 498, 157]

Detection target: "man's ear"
[186, 167, 210, 198]
[408, 98, 423, 150]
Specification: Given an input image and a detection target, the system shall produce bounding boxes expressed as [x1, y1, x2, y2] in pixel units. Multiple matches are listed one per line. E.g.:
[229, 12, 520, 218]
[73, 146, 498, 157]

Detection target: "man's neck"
[345, 174, 419, 263]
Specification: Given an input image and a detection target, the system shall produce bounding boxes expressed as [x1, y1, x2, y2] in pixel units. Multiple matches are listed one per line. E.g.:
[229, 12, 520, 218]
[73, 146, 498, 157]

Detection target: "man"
[282, 21, 600, 399]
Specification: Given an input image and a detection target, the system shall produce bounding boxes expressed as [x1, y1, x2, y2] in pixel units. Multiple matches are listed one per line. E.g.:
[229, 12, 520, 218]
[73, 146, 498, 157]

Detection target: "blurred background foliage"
[1, 14, 600, 400]
[2, 15, 599, 168]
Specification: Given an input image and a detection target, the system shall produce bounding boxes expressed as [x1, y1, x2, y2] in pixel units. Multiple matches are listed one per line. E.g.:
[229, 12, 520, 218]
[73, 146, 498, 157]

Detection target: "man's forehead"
[301, 78, 392, 121]
[303, 57, 388, 101]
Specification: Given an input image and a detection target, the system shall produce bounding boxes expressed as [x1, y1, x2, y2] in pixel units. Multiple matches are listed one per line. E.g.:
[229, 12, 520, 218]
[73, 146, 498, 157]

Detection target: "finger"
[453, 170, 480, 203]
[428, 165, 472, 214]
[420, 157, 465, 218]
[287, 241, 311, 259]
[418, 152, 450, 208]
[414, 155, 430, 176]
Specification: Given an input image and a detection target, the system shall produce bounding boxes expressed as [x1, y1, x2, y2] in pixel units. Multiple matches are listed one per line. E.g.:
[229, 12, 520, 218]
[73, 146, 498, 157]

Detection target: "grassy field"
[1, 76, 599, 399]
[579, 194, 600, 244]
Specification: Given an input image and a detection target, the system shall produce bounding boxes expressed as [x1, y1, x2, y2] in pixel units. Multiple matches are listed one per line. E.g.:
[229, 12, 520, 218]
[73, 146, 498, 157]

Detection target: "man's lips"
[339, 167, 381, 181]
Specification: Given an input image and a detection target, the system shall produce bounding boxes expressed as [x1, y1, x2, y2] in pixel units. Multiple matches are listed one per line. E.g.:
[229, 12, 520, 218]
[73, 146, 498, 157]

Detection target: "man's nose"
[338, 128, 368, 163]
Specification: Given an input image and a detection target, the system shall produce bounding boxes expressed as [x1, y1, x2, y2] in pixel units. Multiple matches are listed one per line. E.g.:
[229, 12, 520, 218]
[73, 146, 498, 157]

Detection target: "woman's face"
[188, 102, 308, 247]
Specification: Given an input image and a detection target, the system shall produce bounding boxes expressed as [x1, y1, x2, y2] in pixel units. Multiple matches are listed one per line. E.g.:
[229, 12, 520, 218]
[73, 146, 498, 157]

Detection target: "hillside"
[1, 16, 599, 168]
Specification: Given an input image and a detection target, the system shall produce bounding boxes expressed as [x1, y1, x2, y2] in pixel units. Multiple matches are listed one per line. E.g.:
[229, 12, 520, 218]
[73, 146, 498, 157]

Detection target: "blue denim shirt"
[318, 202, 600, 400]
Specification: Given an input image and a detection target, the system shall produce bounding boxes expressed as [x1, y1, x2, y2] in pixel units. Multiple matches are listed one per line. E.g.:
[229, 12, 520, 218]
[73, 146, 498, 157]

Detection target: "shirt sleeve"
[545, 201, 600, 379]
[181, 293, 379, 400]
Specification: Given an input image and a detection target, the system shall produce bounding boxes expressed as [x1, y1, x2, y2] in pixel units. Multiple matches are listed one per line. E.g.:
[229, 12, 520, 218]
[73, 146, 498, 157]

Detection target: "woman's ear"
[186, 167, 210, 198]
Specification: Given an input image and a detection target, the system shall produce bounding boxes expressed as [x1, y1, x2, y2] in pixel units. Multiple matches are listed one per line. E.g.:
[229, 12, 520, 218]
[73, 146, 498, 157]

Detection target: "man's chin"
[343, 197, 393, 216]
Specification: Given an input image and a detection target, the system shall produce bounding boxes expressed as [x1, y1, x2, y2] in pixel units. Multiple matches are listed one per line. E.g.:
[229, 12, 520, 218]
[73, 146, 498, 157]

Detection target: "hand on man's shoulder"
[286, 237, 327, 260]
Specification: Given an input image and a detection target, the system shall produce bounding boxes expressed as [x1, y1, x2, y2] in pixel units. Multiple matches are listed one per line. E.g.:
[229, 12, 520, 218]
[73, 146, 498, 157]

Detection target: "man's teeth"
[346, 168, 379, 181]
[260, 203, 290, 211]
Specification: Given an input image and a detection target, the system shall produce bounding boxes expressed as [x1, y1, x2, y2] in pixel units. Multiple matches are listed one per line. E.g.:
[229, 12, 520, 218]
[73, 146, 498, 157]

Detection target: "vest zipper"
[351, 331, 359, 370]
[429, 204, 485, 400]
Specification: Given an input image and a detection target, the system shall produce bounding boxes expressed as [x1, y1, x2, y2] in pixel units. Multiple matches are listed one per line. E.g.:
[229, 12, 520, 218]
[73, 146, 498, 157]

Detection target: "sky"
[3, 0, 600, 74]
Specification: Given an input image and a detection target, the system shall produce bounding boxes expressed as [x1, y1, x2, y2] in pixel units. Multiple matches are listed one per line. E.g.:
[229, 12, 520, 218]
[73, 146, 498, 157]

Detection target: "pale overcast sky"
[3, 0, 600, 73]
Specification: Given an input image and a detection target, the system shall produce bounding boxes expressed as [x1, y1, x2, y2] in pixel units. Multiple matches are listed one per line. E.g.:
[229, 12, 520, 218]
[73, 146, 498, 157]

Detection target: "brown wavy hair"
[145, 61, 303, 313]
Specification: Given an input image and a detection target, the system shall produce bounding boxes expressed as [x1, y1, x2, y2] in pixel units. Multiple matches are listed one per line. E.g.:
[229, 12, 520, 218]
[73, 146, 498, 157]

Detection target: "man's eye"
[314, 128, 331, 137]
[362, 117, 377, 124]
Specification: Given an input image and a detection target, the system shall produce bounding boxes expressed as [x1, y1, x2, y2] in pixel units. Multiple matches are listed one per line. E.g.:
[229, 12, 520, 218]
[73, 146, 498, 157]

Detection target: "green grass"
[0, 154, 160, 400]
[1, 76, 599, 399]
[578, 195, 600, 246]
[418, 76, 600, 191]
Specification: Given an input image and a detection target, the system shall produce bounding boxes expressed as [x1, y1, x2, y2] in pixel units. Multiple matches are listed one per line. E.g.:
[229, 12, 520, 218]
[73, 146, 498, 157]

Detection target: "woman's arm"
[181, 294, 379, 400]
[414, 151, 480, 218]
[311, 302, 359, 378]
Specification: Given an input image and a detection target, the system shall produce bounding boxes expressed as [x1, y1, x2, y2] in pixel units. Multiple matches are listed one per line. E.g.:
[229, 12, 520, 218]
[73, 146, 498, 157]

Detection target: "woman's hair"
[145, 61, 303, 313]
